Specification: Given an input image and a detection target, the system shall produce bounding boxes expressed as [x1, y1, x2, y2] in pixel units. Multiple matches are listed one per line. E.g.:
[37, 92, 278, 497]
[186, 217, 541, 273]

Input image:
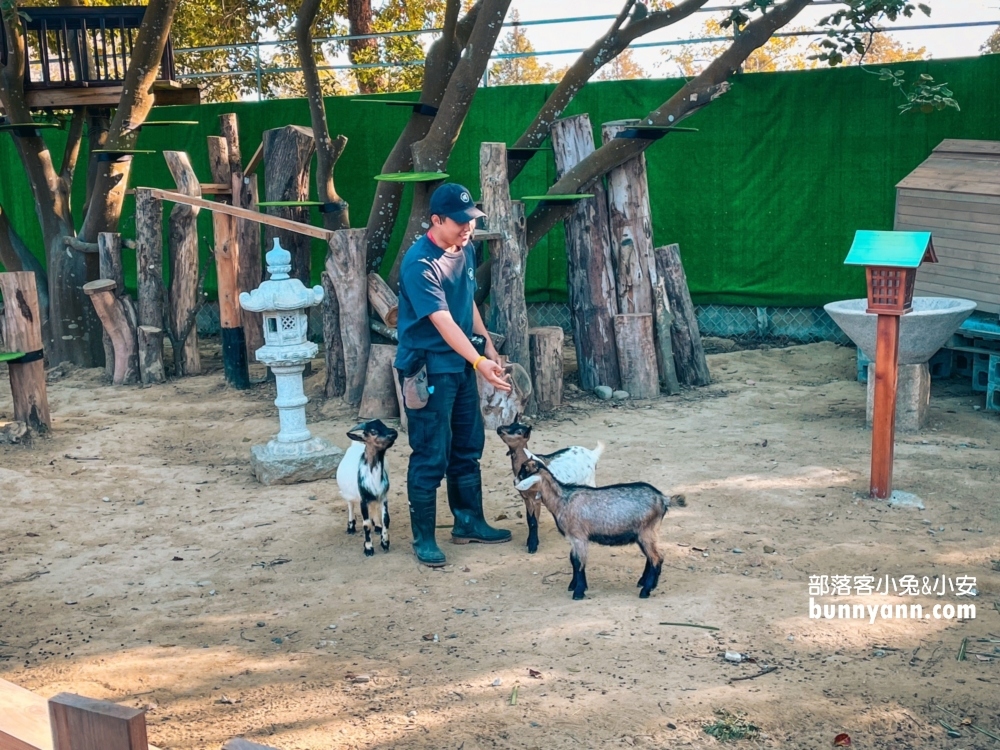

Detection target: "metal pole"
[256, 40, 263, 101]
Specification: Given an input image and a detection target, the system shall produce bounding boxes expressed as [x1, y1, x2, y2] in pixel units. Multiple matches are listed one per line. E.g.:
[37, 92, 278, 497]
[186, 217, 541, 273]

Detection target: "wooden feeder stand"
[844, 230, 937, 499]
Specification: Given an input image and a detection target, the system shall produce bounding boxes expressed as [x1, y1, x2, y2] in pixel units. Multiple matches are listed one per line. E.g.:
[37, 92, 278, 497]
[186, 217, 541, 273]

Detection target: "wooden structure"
[0, 5, 199, 109]
[83, 279, 139, 385]
[358, 343, 399, 419]
[895, 139, 1000, 316]
[529, 326, 564, 411]
[845, 230, 938, 499]
[0, 271, 51, 430]
[658, 244, 711, 386]
[262, 125, 316, 286]
[614, 313, 659, 400]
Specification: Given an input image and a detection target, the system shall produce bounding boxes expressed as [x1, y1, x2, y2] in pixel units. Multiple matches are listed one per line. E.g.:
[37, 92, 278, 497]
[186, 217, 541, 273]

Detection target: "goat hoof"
[347, 521, 356, 534]
[572, 591, 586, 600]
[364, 546, 374, 557]
[381, 540, 390, 551]
[639, 589, 651, 599]
[527, 543, 538, 554]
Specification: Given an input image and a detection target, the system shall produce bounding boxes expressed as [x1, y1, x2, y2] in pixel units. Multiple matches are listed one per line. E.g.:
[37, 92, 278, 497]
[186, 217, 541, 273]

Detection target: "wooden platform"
[0, 678, 160, 750]
[25, 82, 200, 110]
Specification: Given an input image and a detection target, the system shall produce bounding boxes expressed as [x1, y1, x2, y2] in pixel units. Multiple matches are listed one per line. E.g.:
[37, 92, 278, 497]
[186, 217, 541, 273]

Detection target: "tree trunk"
[529, 326, 564, 412]
[163, 151, 202, 376]
[321, 270, 346, 398]
[347, 0, 380, 93]
[614, 313, 658, 400]
[97, 232, 124, 378]
[212, 211, 249, 389]
[480, 143, 529, 373]
[262, 125, 316, 286]
[83, 279, 139, 386]
[367, 272, 399, 327]
[221, 113, 265, 359]
[657, 244, 710, 386]
[134, 190, 164, 337]
[0, 271, 51, 430]
[137, 325, 166, 385]
[326, 229, 370, 407]
[550, 114, 621, 391]
[358, 343, 399, 419]
[601, 120, 655, 317]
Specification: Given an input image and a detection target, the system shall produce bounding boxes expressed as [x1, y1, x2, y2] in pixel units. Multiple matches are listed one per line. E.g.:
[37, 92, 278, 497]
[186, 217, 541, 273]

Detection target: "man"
[395, 183, 513, 567]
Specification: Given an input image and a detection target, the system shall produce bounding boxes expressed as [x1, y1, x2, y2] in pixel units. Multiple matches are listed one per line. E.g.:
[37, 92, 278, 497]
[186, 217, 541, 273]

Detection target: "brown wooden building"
[894, 139, 1000, 316]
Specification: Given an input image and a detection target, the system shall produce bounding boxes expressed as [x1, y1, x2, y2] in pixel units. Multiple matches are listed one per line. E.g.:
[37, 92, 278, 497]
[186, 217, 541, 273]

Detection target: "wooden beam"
[0, 676, 52, 750]
[25, 83, 200, 110]
[244, 142, 264, 176]
[199, 183, 232, 195]
[49, 693, 147, 750]
[143, 189, 334, 241]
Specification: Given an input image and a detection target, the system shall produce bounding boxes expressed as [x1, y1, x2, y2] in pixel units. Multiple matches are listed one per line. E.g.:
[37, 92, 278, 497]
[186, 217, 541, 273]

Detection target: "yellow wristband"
[472, 355, 487, 371]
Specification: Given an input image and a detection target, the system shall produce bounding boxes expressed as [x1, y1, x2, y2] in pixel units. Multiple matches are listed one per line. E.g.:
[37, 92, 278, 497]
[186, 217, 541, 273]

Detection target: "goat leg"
[360, 499, 375, 557]
[638, 530, 663, 598]
[347, 501, 356, 534]
[570, 540, 589, 600]
[524, 493, 540, 554]
[380, 498, 390, 551]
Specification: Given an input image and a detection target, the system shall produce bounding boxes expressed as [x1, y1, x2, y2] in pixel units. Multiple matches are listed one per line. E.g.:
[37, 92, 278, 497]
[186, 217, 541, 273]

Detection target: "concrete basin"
[824, 297, 977, 365]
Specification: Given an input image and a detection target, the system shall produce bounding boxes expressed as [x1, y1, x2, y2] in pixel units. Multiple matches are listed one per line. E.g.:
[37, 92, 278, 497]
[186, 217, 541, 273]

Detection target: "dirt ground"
[2, 339, 1000, 750]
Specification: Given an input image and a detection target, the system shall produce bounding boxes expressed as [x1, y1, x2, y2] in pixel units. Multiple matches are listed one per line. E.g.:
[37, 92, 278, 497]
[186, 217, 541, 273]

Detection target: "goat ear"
[347, 431, 364, 442]
[515, 474, 541, 492]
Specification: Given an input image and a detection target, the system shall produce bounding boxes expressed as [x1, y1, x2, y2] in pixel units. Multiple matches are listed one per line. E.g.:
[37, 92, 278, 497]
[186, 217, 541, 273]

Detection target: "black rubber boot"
[448, 478, 512, 545]
[408, 489, 446, 567]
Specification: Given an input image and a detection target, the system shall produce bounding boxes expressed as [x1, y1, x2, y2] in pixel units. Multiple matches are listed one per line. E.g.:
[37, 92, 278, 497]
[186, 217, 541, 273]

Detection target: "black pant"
[405, 366, 485, 493]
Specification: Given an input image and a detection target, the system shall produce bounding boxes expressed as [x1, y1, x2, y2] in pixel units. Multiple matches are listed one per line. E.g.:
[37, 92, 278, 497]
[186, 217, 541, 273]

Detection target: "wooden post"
[870, 314, 900, 499]
[84, 280, 139, 386]
[321, 270, 346, 399]
[49, 692, 148, 750]
[657, 244, 710, 386]
[209, 134, 250, 389]
[601, 120, 655, 317]
[551, 114, 621, 392]
[358, 343, 399, 419]
[614, 313, 658, 400]
[137, 326, 166, 385]
[0, 271, 51, 430]
[222, 114, 265, 359]
[134, 189, 164, 332]
[529, 326, 564, 411]
[480, 143, 530, 372]
[163, 151, 202, 376]
[262, 125, 316, 286]
[367, 272, 398, 327]
[646, 250, 681, 395]
[97, 232, 124, 379]
[326, 229, 370, 407]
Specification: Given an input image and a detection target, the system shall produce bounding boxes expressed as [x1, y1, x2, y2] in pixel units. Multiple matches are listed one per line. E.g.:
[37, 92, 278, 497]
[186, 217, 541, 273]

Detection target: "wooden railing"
[0, 6, 175, 90]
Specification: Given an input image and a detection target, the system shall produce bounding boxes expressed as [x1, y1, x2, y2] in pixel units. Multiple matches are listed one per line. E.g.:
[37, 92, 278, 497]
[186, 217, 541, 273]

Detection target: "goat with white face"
[515, 458, 684, 600]
[497, 419, 604, 553]
[336, 419, 398, 556]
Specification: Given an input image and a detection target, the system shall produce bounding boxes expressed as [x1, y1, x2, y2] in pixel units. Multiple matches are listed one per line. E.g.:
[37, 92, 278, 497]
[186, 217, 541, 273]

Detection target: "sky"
[500, 0, 999, 77]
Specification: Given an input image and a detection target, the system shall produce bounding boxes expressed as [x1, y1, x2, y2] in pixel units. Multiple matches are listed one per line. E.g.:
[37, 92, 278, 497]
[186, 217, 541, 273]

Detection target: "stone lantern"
[239, 238, 343, 485]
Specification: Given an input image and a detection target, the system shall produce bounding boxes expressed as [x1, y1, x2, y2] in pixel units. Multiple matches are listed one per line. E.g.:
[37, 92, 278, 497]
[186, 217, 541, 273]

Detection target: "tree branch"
[523, 0, 813, 249]
[60, 109, 86, 188]
[507, 0, 711, 182]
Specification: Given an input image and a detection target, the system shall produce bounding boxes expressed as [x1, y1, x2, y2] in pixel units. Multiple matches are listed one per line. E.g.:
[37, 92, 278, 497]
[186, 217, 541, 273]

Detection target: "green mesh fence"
[2, 54, 999, 306]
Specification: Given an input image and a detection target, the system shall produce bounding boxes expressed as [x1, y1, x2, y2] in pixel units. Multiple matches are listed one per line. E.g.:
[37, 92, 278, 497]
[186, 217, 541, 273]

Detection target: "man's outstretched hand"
[478, 358, 512, 392]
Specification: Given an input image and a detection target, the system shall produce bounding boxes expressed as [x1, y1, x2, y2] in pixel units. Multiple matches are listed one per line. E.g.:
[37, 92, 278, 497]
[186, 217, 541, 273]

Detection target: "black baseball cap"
[429, 183, 486, 223]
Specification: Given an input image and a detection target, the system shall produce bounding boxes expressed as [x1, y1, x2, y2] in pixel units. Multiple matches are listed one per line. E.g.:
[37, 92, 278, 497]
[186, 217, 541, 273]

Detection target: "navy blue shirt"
[394, 234, 477, 375]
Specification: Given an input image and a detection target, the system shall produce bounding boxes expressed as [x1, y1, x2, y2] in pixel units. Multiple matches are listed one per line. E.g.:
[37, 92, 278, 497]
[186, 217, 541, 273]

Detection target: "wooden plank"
[244, 142, 264, 177]
[914, 280, 1000, 314]
[24, 84, 199, 109]
[919, 155, 1000, 172]
[144, 189, 334, 241]
[49, 693, 147, 750]
[897, 204, 1000, 227]
[897, 194, 1000, 216]
[0, 676, 52, 750]
[893, 212, 1000, 236]
[199, 183, 232, 195]
[934, 139, 1000, 155]
[898, 188, 1000, 206]
[894, 177, 1000, 197]
[918, 239, 1000, 265]
[894, 221, 1000, 247]
[870, 314, 900, 499]
[916, 266, 1000, 294]
[917, 253, 1000, 274]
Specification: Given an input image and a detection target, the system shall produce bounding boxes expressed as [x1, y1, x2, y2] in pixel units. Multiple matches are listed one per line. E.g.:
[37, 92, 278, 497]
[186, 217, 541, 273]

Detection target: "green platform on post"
[844, 230, 936, 269]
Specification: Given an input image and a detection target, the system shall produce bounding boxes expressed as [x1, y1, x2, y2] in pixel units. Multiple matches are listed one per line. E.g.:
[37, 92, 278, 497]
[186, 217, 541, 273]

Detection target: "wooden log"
[480, 143, 530, 372]
[205, 136, 250, 390]
[326, 229, 370, 407]
[137, 326, 165, 385]
[0, 271, 51, 429]
[657, 244, 710, 386]
[49, 692, 148, 750]
[358, 343, 399, 419]
[392, 367, 407, 432]
[206, 136, 231, 189]
[870, 314, 900, 499]
[262, 125, 316, 286]
[645, 251, 680, 395]
[614, 313, 658, 400]
[83, 280, 139, 386]
[320, 270, 346, 399]
[601, 120, 655, 317]
[163, 151, 202, 376]
[367, 272, 398, 327]
[529, 326, 564, 412]
[0, 676, 52, 750]
[551, 114, 621, 392]
[134, 189, 164, 332]
[97, 232, 124, 379]
[223, 113, 265, 360]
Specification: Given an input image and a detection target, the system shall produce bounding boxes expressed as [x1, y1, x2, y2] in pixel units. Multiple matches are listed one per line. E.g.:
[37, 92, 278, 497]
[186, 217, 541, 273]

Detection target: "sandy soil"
[2, 340, 1000, 750]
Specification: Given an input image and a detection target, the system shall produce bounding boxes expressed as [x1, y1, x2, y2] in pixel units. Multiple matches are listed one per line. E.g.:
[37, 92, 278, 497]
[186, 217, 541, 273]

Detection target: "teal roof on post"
[844, 230, 937, 268]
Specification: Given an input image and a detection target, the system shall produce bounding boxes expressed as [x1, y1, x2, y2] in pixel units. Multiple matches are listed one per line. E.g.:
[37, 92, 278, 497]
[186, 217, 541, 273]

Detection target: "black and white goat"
[497, 420, 604, 553]
[336, 419, 398, 556]
[515, 458, 684, 600]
